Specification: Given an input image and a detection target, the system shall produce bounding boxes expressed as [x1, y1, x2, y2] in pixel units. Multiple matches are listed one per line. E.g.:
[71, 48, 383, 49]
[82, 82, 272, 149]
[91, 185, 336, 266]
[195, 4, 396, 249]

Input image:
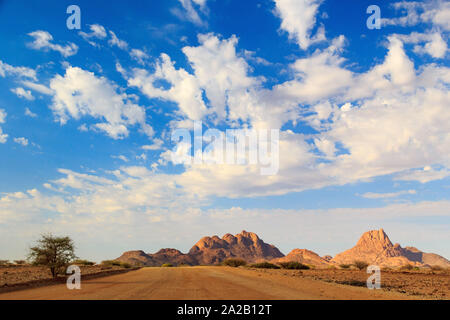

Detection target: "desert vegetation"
[27, 234, 77, 278]
[72, 259, 95, 266]
[161, 263, 174, 267]
[353, 260, 369, 270]
[101, 260, 132, 269]
[249, 262, 280, 269]
[222, 258, 247, 267]
[278, 261, 310, 270]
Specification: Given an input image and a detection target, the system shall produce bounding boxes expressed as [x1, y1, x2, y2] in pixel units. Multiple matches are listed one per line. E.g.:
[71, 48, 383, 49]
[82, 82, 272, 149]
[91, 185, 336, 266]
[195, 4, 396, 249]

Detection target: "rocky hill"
[116, 248, 196, 266]
[117, 230, 284, 266]
[271, 249, 330, 266]
[331, 228, 450, 268]
[116, 228, 450, 268]
[188, 230, 284, 265]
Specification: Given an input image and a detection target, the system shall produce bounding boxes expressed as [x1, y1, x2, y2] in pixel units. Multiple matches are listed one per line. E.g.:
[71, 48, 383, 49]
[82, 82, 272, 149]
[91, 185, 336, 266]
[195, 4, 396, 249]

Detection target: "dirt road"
[0, 266, 416, 300]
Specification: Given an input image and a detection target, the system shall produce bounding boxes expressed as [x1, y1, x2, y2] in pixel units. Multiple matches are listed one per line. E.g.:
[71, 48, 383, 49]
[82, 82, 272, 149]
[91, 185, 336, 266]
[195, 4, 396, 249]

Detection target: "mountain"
[116, 228, 449, 268]
[116, 230, 284, 266]
[188, 230, 285, 265]
[331, 228, 450, 268]
[271, 249, 330, 267]
[116, 248, 196, 266]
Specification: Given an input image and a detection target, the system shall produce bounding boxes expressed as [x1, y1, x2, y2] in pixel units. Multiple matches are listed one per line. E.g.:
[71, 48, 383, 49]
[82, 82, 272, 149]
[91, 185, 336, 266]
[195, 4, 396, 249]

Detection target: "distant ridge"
[188, 230, 284, 265]
[117, 230, 284, 266]
[271, 249, 330, 266]
[116, 228, 450, 268]
[331, 228, 450, 268]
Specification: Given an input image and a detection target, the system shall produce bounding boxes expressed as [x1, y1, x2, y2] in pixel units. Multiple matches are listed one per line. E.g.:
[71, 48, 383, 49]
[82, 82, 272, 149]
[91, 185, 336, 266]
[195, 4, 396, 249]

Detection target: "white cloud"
[0, 170, 449, 259]
[112, 155, 129, 162]
[49, 67, 153, 139]
[25, 107, 37, 118]
[273, 0, 326, 49]
[108, 31, 128, 50]
[243, 50, 272, 66]
[360, 190, 416, 199]
[127, 33, 296, 129]
[0, 109, 7, 124]
[0, 60, 37, 80]
[128, 53, 207, 120]
[0, 129, 8, 144]
[182, 34, 259, 121]
[173, 0, 208, 26]
[274, 36, 352, 104]
[142, 138, 164, 151]
[21, 80, 54, 95]
[152, 34, 450, 198]
[27, 30, 78, 57]
[395, 166, 450, 183]
[79, 24, 107, 46]
[11, 87, 34, 100]
[13, 137, 29, 146]
[383, 0, 450, 31]
[130, 48, 149, 65]
[0, 109, 7, 144]
[396, 31, 447, 58]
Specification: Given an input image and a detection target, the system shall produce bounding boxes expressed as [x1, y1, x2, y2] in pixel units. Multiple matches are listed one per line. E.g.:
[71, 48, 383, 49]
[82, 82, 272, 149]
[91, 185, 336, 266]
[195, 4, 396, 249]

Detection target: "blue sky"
[0, 0, 449, 261]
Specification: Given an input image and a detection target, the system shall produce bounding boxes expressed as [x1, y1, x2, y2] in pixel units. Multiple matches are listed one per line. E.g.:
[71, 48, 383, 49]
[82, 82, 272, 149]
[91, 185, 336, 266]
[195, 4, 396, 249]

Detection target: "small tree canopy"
[353, 260, 369, 270]
[28, 234, 77, 278]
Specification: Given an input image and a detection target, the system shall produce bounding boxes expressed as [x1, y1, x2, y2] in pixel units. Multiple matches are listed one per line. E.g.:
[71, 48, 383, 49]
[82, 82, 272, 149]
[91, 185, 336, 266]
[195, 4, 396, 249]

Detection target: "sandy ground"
[0, 265, 128, 287]
[0, 266, 420, 300]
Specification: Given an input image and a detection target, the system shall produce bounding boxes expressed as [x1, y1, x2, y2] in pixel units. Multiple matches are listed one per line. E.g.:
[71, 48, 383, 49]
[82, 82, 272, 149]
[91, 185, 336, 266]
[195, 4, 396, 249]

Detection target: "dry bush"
[353, 260, 369, 270]
[249, 262, 280, 269]
[222, 258, 247, 267]
[161, 263, 174, 267]
[279, 261, 310, 270]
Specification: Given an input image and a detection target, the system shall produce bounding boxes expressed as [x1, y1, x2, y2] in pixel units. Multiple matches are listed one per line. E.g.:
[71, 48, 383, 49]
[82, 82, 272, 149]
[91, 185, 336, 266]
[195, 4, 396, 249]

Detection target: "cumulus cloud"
[27, 30, 78, 57]
[172, 0, 208, 26]
[142, 138, 164, 151]
[0, 60, 37, 80]
[0, 109, 8, 143]
[79, 24, 107, 46]
[130, 49, 149, 65]
[21, 80, 54, 95]
[274, 36, 352, 103]
[25, 107, 37, 118]
[383, 0, 450, 31]
[49, 67, 153, 139]
[273, 0, 326, 49]
[112, 155, 129, 162]
[11, 87, 34, 100]
[0, 169, 449, 259]
[396, 31, 447, 58]
[0, 109, 6, 124]
[13, 137, 29, 146]
[127, 33, 292, 128]
[108, 30, 128, 50]
[395, 166, 450, 183]
[128, 53, 208, 120]
[143, 33, 450, 198]
[182, 34, 260, 121]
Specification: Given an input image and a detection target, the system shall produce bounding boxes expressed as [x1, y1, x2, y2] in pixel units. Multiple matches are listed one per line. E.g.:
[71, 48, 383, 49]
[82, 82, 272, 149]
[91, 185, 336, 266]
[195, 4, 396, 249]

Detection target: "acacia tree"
[28, 234, 77, 278]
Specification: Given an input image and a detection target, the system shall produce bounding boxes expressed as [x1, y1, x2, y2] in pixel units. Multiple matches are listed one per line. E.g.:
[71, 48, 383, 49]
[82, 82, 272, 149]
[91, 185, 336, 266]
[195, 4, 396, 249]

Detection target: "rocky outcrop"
[271, 249, 330, 266]
[116, 230, 284, 266]
[116, 248, 196, 267]
[188, 231, 284, 265]
[331, 229, 450, 268]
[116, 228, 450, 268]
